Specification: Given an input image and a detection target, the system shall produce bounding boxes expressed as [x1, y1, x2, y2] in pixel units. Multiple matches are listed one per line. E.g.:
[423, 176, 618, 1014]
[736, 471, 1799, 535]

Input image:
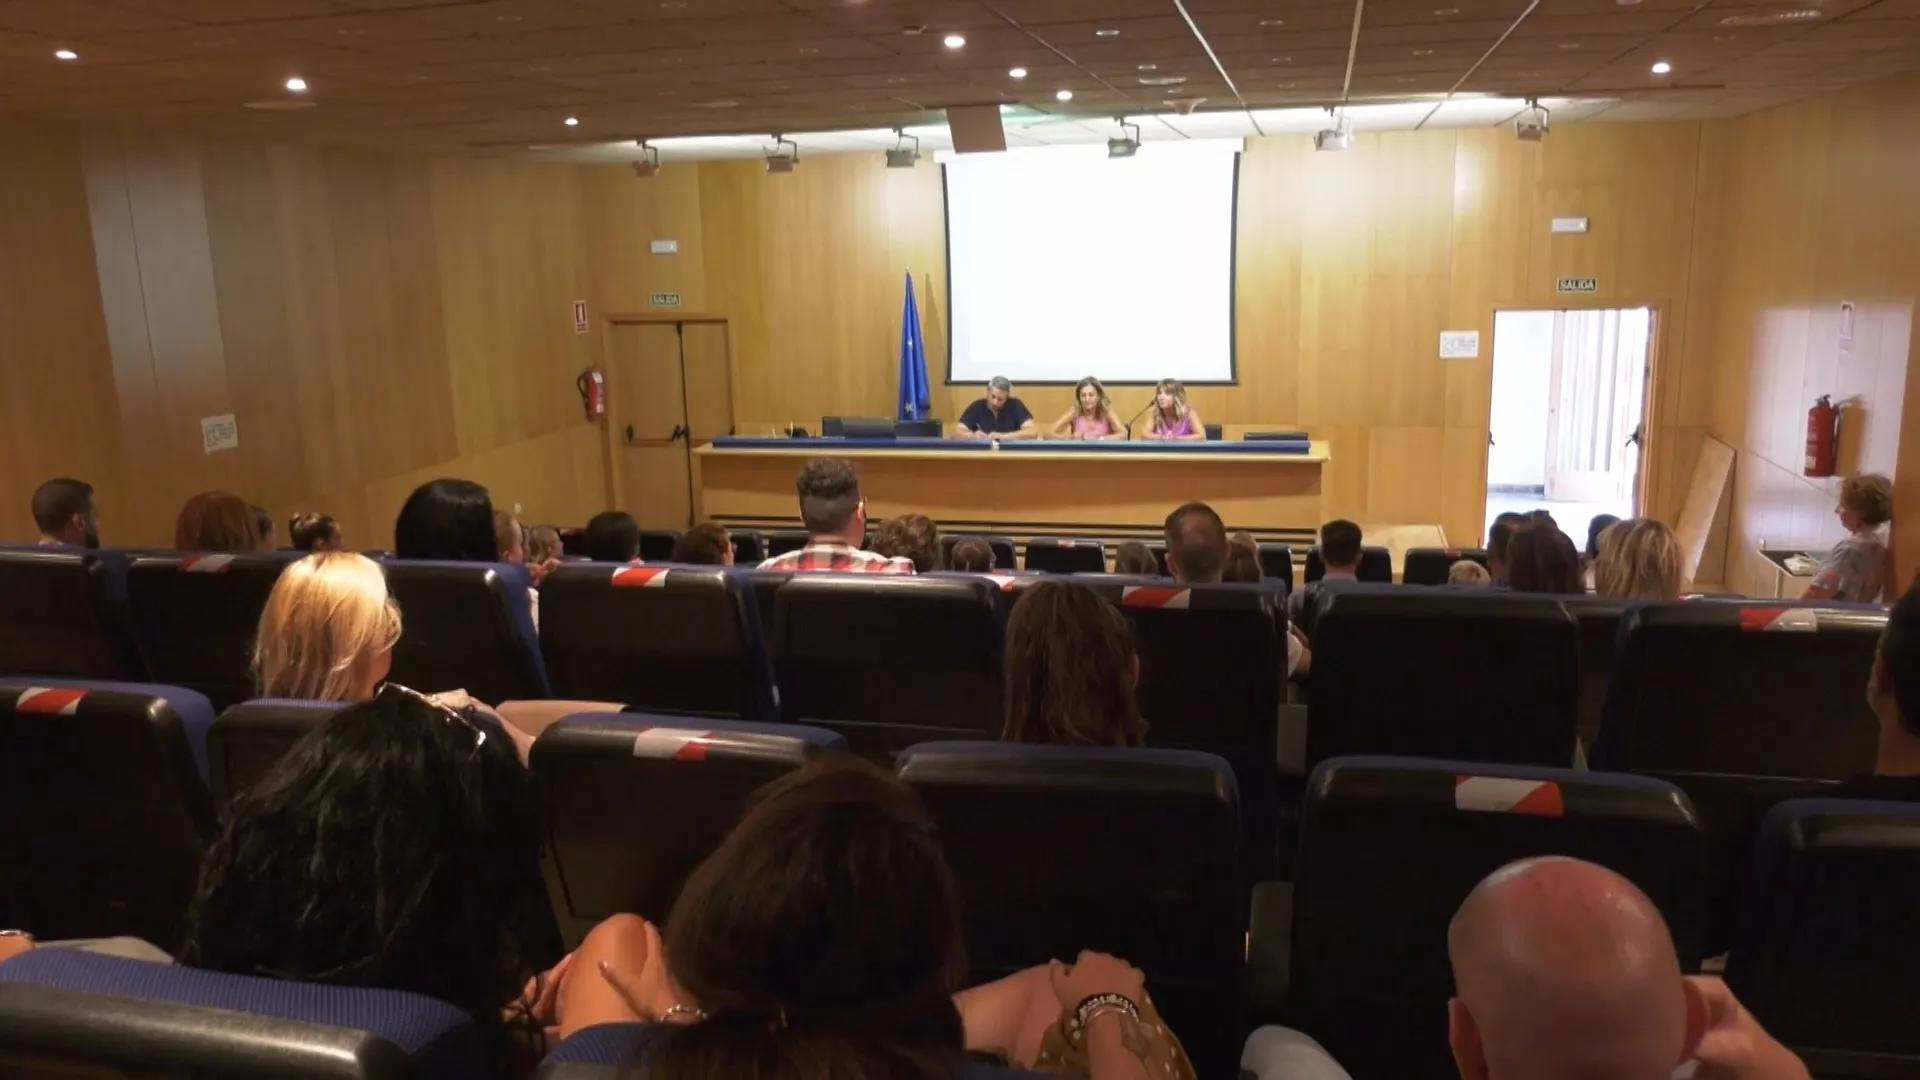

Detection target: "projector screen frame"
[937, 147, 1244, 388]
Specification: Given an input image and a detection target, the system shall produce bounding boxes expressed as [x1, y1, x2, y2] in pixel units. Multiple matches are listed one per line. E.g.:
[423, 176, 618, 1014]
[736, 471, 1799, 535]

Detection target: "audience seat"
[537, 1023, 1051, 1079]
[1401, 546, 1489, 585]
[384, 560, 550, 703]
[1560, 594, 1635, 749]
[0, 950, 485, 1080]
[0, 548, 145, 681]
[939, 533, 1018, 573]
[538, 565, 777, 723]
[1145, 541, 1171, 576]
[898, 743, 1244, 1079]
[207, 699, 346, 806]
[126, 552, 302, 711]
[1728, 799, 1920, 1078]
[0, 679, 215, 945]
[1257, 543, 1295, 584]
[532, 714, 845, 944]
[558, 527, 587, 557]
[1280, 756, 1704, 1080]
[1022, 537, 1106, 574]
[1306, 587, 1579, 770]
[1592, 602, 1884, 949]
[1304, 545, 1392, 583]
[765, 530, 809, 559]
[728, 529, 765, 565]
[770, 575, 1003, 757]
[637, 529, 680, 563]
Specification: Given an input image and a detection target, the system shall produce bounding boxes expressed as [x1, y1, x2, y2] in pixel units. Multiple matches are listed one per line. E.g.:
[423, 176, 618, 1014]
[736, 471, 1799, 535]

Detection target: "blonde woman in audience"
[288, 512, 342, 553]
[1140, 379, 1205, 442]
[1223, 532, 1263, 583]
[174, 491, 261, 552]
[1002, 581, 1147, 748]
[1592, 518, 1683, 601]
[1806, 472, 1894, 603]
[1448, 560, 1492, 585]
[1114, 541, 1159, 576]
[1048, 376, 1124, 441]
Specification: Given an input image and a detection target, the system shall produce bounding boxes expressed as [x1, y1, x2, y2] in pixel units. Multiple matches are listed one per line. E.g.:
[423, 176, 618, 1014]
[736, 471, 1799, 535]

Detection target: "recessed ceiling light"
[1259, 18, 1285, 25]
[284, 75, 308, 92]
[1434, 6, 1460, 13]
[797, 46, 819, 54]
[495, 13, 523, 22]
[659, 56, 682, 64]
[1095, 28, 1120, 36]
[1137, 62, 1158, 71]
[1520, 71, 1541, 77]
[1273, 56, 1292, 63]
[659, 0, 686, 7]
[1713, 33, 1738, 40]
[564, 116, 580, 126]
[1276, 83, 1296, 89]
[1413, 48, 1434, 56]
[1558, 42, 1581, 49]
[943, 33, 966, 48]
[1650, 60, 1672, 73]
[1617, 0, 1643, 5]
[54, 48, 78, 61]
[1009, 66, 1028, 78]
[1719, 9, 1821, 24]
[1056, 89, 1074, 101]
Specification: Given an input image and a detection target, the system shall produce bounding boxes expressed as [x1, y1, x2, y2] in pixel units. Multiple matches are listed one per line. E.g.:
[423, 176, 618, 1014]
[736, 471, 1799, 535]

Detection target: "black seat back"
[0, 548, 144, 681]
[637, 530, 680, 562]
[1023, 537, 1106, 573]
[383, 560, 550, 702]
[765, 530, 809, 559]
[1257, 543, 1295, 584]
[538, 566, 776, 722]
[1293, 756, 1704, 1080]
[898, 743, 1244, 1078]
[126, 553, 302, 711]
[1401, 546, 1488, 585]
[1560, 594, 1635, 749]
[1308, 586, 1579, 768]
[728, 529, 765, 565]
[1305, 545, 1392, 582]
[771, 575, 1003, 757]
[0, 680, 215, 944]
[207, 699, 348, 806]
[533, 715, 846, 943]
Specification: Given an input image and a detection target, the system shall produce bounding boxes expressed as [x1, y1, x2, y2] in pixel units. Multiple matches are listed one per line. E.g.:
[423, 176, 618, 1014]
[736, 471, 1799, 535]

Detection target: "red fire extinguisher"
[577, 369, 605, 421]
[1804, 395, 1838, 478]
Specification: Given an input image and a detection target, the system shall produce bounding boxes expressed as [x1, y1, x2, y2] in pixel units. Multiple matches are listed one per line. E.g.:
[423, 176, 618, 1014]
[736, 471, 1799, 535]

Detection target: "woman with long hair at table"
[1049, 377, 1123, 441]
[1139, 379, 1204, 442]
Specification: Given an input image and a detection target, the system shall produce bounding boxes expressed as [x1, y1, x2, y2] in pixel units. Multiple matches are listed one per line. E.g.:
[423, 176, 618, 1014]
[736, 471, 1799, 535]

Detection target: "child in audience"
[670, 522, 735, 566]
[1592, 518, 1683, 600]
[1114, 541, 1158, 576]
[1506, 524, 1586, 595]
[586, 758, 1195, 1079]
[948, 537, 995, 573]
[1048, 376, 1124, 441]
[874, 513, 944, 573]
[288, 512, 341, 553]
[1002, 581, 1146, 747]
[495, 509, 527, 564]
[1141, 379, 1205, 442]
[1805, 472, 1893, 603]
[583, 510, 642, 563]
[526, 525, 563, 566]
[253, 552, 400, 702]
[252, 506, 278, 551]
[177, 690, 570, 1078]
[174, 491, 261, 552]
[1223, 533, 1263, 583]
[1448, 560, 1492, 586]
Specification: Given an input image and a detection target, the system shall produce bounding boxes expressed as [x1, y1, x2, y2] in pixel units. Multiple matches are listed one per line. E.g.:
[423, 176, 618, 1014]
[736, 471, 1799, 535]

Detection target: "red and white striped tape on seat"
[1121, 585, 1190, 610]
[983, 574, 1019, 593]
[1737, 607, 1818, 632]
[1454, 775, 1565, 817]
[182, 554, 235, 573]
[15, 687, 87, 715]
[631, 727, 710, 761]
[610, 566, 670, 588]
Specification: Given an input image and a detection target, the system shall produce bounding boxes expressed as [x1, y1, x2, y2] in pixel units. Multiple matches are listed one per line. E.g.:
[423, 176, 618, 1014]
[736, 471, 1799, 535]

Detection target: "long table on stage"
[693, 437, 1330, 541]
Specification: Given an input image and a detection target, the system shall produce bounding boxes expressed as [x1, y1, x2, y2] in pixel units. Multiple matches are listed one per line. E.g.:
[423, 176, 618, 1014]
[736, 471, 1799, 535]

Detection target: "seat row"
[1, 682, 1914, 1080]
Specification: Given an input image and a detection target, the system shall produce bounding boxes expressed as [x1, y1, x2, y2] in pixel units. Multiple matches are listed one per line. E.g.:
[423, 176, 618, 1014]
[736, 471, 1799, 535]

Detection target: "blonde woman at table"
[1048, 376, 1124, 441]
[1139, 379, 1205, 442]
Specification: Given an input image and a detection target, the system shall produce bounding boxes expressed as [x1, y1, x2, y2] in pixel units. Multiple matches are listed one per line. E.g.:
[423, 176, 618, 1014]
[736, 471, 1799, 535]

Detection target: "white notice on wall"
[1439, 330, 1481, 359]
[650, 239, 679, 255]
[201, 413, 239, 454]
[1550, 217, 1590, 234]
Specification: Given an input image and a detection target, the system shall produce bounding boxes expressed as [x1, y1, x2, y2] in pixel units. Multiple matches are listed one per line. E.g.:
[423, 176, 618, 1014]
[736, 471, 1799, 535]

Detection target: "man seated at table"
[757, 458, 915, 574]
[953, 376, 1037, 441]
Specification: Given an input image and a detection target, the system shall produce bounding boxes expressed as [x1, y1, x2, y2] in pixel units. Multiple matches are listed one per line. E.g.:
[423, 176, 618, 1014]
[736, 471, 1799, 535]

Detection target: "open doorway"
[1487, 307, 1652, 540]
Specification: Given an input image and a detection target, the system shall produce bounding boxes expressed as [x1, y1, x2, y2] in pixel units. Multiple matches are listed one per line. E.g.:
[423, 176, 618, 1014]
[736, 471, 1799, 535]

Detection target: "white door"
[1545, 308, 1651, 504]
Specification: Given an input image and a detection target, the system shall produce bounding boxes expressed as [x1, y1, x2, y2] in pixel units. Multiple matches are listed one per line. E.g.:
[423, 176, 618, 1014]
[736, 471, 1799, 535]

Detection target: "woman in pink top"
[1141, 378, 1205, 441]
[1048, 376, 1124, 440]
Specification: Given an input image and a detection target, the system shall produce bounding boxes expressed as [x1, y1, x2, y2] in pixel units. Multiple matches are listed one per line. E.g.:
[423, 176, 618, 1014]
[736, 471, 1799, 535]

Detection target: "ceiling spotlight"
[564, 116, 580, 126]
[1651, 60, 1672, 73]
[54, 48, 78, 61]
[284, 76, 308, 92]
[1095, 28, 1121, 36]
[1056, 89, 1074, 101]
[1009, 66, 1028, 78]
[1434, 7, 1460, 13]
[1515, 97, 1550, 141]
[1137, 63, 1158, 71]
[1108, 117, 1141, 158]
[1259, 17, 1285, 25]
[886, 128, 921, 168]
[766, 134, 799, 173]
[633, 139, 661, 178]
[943, 33, 966, 48]
[1314, 109, 1352, 152]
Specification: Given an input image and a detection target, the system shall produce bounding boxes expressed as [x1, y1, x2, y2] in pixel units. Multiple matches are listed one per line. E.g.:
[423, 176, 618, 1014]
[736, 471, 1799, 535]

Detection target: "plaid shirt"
[757, 542, 916, 575]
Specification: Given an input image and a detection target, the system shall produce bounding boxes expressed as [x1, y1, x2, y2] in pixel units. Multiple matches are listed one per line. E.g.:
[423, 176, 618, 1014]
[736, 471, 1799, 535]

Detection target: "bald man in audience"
[1448, 857, 1807, 1080]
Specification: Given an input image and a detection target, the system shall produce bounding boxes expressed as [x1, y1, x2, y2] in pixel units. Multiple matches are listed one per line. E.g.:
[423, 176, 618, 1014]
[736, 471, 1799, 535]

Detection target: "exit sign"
[649, 292, 681, 307]
[1556, 277, 1599, 294]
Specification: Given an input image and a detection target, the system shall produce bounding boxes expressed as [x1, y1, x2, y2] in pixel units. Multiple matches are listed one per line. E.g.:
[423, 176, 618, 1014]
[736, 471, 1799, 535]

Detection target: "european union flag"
[897, 272, 931, 421]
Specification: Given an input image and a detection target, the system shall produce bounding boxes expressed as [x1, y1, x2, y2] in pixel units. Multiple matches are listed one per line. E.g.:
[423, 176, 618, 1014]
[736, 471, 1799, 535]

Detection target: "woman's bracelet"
[659, 1003, 706, 1024]
[1067, 993, 1141, 1048]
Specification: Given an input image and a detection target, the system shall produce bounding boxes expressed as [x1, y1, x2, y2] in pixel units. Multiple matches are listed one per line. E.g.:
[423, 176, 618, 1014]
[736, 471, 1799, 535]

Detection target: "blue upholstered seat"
[384, 559, 550, 702]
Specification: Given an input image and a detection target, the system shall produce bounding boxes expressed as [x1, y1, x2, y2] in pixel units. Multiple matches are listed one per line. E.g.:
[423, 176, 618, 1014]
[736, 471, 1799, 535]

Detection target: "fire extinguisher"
[577, 369, 605, 421]
[1804, 395, 1838, 478]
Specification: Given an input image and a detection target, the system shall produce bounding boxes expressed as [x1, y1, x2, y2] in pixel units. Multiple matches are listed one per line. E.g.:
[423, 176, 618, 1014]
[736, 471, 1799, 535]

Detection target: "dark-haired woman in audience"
[174, 491, 262, 552]
[1114, 541, 1158, 576]
[949, 537, 995, 573]
[395, 475, 547, 633]
[584, 758, 1196, 1079]
[1223, 531, 1262, 583]
[1048, 376, 1124, 441]
[288, 512, 342, 553]
[670, 522, 735, 566]
[1506, 523, 1586, 595]
[875, 513, 943, 574]
[1003, 581, 1147, 747]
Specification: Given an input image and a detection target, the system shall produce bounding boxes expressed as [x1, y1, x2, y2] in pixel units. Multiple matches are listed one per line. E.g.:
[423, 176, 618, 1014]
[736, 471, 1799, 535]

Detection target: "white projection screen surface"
[943, 140, 1241, 385]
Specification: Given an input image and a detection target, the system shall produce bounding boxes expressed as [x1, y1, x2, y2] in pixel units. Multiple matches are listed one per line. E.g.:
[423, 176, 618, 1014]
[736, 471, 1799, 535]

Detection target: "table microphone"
[1125, 398, 1157, 439]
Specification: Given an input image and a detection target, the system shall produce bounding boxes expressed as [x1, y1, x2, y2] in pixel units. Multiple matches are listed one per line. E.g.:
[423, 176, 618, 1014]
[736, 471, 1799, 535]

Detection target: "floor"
[1484, 490, 1633, 548]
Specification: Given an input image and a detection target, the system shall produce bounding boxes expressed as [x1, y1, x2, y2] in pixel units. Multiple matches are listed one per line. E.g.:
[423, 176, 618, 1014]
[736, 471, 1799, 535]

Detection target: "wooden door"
[607, 322, 693, 529]
[681, 322, 735, 448]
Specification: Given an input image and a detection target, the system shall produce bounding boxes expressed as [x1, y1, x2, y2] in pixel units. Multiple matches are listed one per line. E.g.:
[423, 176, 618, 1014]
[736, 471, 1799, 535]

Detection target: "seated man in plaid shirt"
[756, 458, 916, 575]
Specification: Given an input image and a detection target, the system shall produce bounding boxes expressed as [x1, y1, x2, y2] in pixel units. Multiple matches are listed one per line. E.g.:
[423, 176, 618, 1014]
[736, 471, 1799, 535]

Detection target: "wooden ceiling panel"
[0, 1, 188, 36]
[106, 0, 356, 21]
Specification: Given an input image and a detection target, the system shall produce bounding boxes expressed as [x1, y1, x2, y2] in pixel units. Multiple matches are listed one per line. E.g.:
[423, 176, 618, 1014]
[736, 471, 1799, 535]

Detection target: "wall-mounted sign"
[1556, 277, 1599, 294]
[650, 240, 679, 255]
[650, 292, 682, 307]
[200, 413, 239, 454]
[1550, 217, 1590, 234]
[1839, 301, 1855, 353]
[573, 300, 589, 334]
[1439, 330, 1481, 359]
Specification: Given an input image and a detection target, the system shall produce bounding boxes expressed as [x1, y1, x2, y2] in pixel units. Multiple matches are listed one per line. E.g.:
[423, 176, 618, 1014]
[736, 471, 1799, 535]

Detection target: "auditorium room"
[2, 0, 1919, 1077]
